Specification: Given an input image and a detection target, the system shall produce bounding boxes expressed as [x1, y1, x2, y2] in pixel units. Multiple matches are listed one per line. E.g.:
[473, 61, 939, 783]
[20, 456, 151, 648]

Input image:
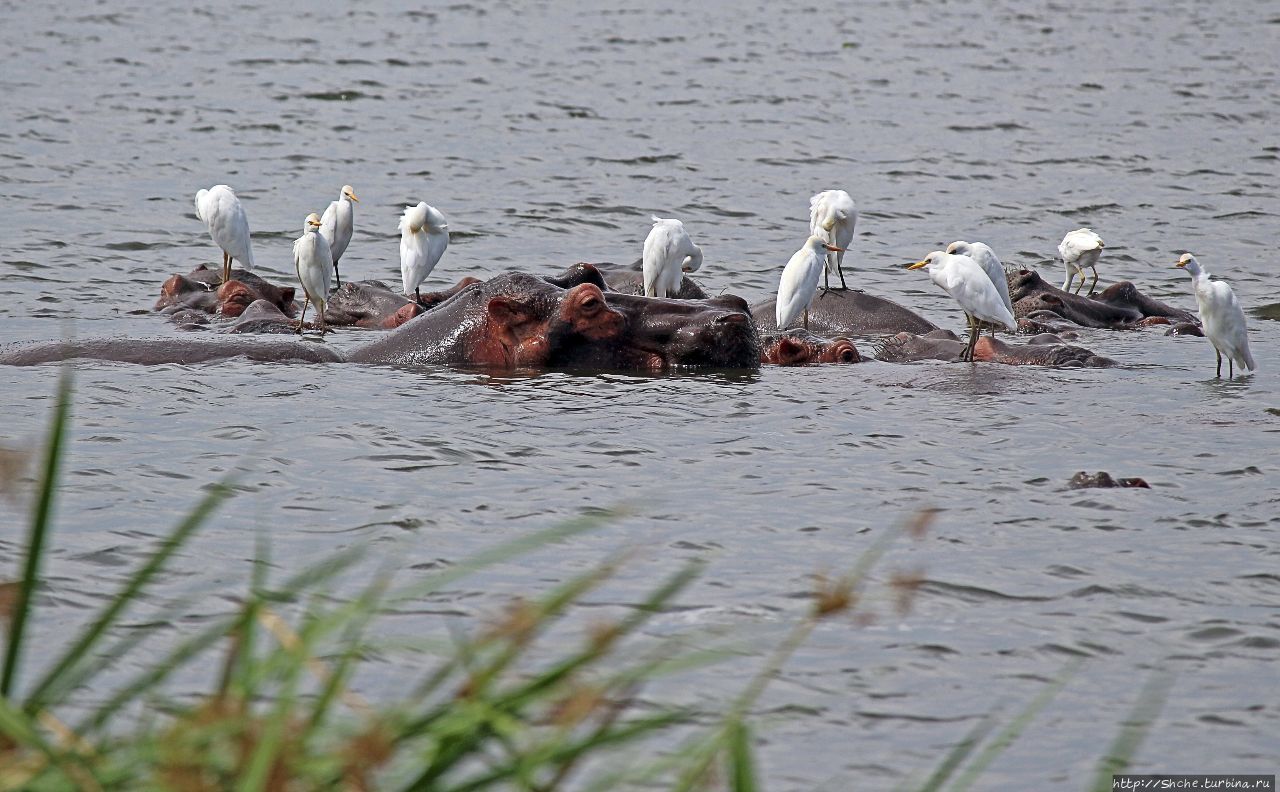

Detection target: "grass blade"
[949, 658, 1082, 791]
[1090, 671, 1174, 792]
[1, 368, 71, 699]
[727, 719, 759, 792]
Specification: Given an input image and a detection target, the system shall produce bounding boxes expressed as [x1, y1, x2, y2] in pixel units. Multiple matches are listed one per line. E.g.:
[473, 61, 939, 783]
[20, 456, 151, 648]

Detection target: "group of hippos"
[0, 184, 1258, 377]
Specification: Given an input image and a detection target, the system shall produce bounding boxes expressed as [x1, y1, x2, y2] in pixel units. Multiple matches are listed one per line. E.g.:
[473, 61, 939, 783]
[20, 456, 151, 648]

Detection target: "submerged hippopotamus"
[590, 260, 709, 299]
[759, 330, 862, 366]
[1009, 270, 1196, 329]
[751, 289, 939, 336]
[3, 269, 761, 371]
[157, 266, 297, 319]
[157, 265, 479, 331]
[874, 329, 1116, 367]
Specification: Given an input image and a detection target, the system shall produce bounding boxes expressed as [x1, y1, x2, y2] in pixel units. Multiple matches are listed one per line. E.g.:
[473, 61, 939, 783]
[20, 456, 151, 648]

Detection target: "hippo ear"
[486, 296, 535, 327]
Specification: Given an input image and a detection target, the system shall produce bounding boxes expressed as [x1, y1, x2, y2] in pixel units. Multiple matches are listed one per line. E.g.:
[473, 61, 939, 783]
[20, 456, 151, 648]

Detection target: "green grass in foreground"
[0, 372, 1168, 791]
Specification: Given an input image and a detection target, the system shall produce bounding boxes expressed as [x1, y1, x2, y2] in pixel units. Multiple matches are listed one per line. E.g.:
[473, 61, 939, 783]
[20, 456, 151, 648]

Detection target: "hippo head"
[603, 292, 761, 369]
[760, 330, 861, 365]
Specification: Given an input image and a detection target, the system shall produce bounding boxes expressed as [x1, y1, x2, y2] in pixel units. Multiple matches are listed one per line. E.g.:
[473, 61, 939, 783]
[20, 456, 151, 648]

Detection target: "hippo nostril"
[839, 349, 855, 363]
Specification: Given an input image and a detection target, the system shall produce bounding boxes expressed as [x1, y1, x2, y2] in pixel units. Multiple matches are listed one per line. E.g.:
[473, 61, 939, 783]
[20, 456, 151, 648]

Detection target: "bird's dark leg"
[317, 302, 327, 336]
[222, 252, 231, 284]
[822, 266, 831, 293]
[837, 253, 848, 290]
[1088, 267, 1098, 297]
[415, 287, 422, 304]
[297, 297, 310, 334]
[803, 307, 809, 330]
[333, 261, 342, 288]
[1215, 348, 1222, 378]
[1228, 357, 1234, 379]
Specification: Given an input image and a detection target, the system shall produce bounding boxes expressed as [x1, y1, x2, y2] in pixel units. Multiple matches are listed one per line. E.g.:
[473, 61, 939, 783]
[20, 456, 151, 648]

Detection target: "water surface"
[1, 0, 1277, 787]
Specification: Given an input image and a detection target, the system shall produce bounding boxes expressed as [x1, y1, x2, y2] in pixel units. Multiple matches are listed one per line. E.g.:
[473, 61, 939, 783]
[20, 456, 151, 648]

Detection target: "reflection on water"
[1, 0, 1278, 787]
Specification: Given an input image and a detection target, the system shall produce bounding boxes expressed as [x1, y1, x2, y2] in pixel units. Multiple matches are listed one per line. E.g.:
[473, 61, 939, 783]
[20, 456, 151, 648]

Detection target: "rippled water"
[1, 0, 1278, 787]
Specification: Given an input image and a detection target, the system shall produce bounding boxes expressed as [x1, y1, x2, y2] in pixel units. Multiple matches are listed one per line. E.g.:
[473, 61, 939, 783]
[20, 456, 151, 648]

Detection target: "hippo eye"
[581, 296, 600, 310]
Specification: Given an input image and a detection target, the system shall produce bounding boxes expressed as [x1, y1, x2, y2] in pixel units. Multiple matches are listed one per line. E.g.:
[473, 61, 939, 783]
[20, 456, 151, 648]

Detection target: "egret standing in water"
[399, 202, 450, 303]
[642, 216, 703, 298]
[776, 235, 847, 330]
[194, 184, 254, 284]
[1059, 228, 1105, 295]
[294, 213, 333, 335]
[907, 251, 1016, 362]
[809, 189, 857, 290]
[1175, 253, 1256, 378]
[946, 240, 1014, 337]
[320, 185, 359, 287]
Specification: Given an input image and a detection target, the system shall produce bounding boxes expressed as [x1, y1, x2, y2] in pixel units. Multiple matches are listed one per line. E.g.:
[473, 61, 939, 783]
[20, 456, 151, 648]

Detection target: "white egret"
[293, 213, 334, 335]
[809, 189, 857, 290]
[946, 240, 1015, 337]
[642, 216, 703, 298]
[907, 251, 1017, 362]
[777, 235, 846, 330]
[320, 184, 359, 287]
[1058, 228, 1105, 295]
[1175, 253, 1256, 378]
[194, 184, 254, 284]
[399, 202, 450, 303]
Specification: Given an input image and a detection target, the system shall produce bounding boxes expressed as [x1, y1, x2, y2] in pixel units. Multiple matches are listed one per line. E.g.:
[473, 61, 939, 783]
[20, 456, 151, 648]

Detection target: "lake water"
[1, 0, 1277, 787]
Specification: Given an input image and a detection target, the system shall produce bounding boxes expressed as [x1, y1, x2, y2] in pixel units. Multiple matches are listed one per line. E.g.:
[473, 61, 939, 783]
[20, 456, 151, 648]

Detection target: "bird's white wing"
[320, 201, 339, 247]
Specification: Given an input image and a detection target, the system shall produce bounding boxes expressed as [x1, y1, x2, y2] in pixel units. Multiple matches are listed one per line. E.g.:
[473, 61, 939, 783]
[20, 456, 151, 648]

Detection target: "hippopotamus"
[156, 266, 296, 318]
[751, 289, 939, 336]
[1068, 471, 1151, 489]
[1008, 270, 1195, 329]
[759, 330, 862, 366]
[589, 260, 709, 299]
[322, 280, 426, 330]
[873, 329, 1116, 367]
[350, 272, 759, 369]
[157, 266, 481, 331]
[4, 269, 761, 371]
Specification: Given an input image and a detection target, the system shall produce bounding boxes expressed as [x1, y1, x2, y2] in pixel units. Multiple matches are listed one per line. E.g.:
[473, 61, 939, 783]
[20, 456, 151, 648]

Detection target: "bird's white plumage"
[946, 240, 1014, 319]
[320, 185, 358, 283]
[194, 184, 254, 270]
[642, 216, 703, 298]
[776, 236, 828, 329]
[294, 213, 333, 332]
[912, 252, 1017, 331]
[1058, 228, 1104, 293]
[1177, 254, 1256, 377]
[399, 202, 450, 298]
[809, 190, 857, 285]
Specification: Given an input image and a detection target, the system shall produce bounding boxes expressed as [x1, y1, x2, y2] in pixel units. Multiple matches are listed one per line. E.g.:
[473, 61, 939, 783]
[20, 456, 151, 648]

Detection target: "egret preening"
[294, 213, 333, 335]
[809, 190, 857, 290]
[320, 185, 359, 287]
[1059, 228, 1105, 295]
[777, 235, 846, 330]
[946, 240, 1015, 337]
[642, 216, 703, 298]
[907, 251, 1017, 362]
[399, 202, 450, 303]
[194, 184, 254, 284]
[1175, 253, 1256, 379]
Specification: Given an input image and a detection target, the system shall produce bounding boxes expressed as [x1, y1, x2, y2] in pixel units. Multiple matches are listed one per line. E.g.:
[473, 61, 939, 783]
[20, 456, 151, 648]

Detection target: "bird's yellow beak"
[821, 218, 836, 232]
[309, 219, 322, 228]
[346, 190, 360, 202]
[906, 259, 928, 270]
[824, 244, 847, 252]
[1174, 261, 1187, 268]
